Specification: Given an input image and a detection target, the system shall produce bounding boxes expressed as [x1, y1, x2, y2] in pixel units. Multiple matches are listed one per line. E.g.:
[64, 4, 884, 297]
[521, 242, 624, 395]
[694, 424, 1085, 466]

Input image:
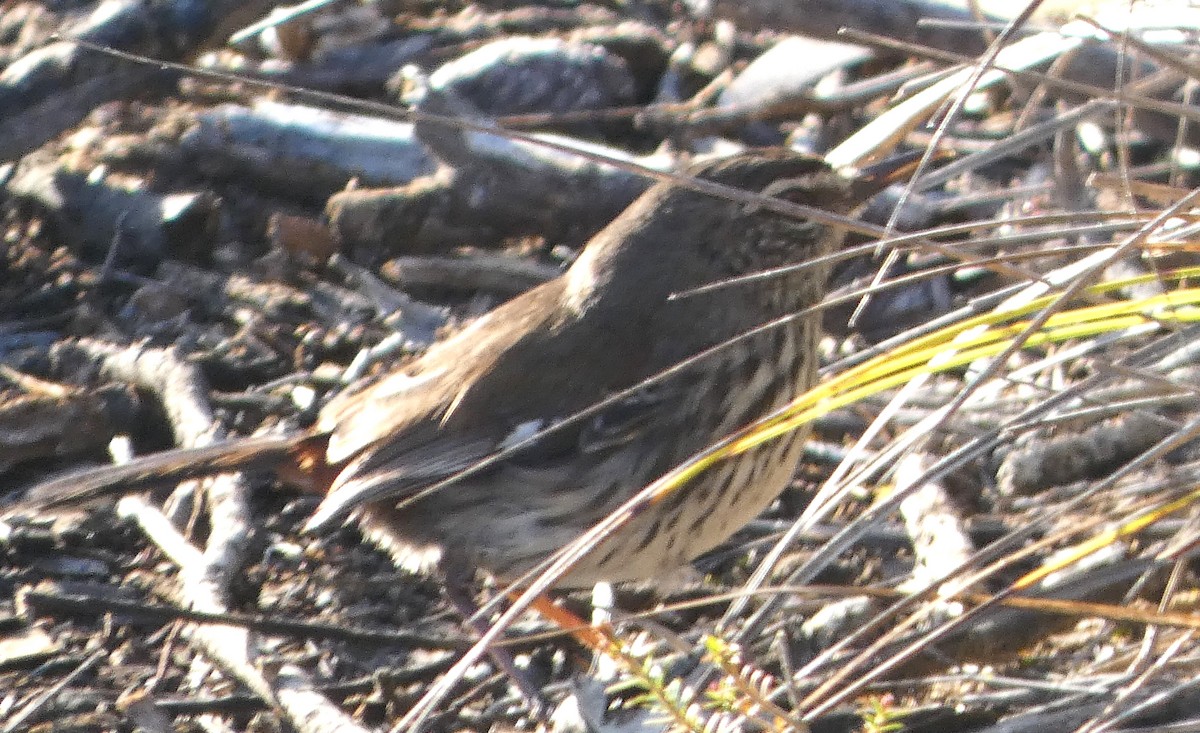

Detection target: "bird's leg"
[441, 564, 551, 716]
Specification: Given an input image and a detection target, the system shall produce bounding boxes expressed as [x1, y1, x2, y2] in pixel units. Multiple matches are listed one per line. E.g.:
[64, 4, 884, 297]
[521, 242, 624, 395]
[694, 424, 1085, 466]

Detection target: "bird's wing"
[306, 282, 688, 530]
[306, 378, 691, 532]
[319, 283, 568, 466]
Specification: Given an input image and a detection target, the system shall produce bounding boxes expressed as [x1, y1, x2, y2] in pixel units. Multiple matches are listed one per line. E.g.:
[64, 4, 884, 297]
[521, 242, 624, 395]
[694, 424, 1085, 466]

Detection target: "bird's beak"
[843, 149, 951, 199]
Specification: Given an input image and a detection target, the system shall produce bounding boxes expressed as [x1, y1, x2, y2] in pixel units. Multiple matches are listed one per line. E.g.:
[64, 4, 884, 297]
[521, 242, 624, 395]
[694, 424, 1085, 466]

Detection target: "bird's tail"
[12, 434, 307, 513]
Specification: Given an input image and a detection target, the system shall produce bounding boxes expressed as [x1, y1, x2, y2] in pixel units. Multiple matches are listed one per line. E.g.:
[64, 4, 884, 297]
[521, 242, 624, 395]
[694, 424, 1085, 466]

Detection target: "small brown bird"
[21, 149, 913, 588]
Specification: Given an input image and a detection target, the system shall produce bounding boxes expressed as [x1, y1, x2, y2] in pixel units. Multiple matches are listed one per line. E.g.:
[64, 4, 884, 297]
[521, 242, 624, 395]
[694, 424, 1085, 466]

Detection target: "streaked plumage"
[22, 149, 902, 587]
